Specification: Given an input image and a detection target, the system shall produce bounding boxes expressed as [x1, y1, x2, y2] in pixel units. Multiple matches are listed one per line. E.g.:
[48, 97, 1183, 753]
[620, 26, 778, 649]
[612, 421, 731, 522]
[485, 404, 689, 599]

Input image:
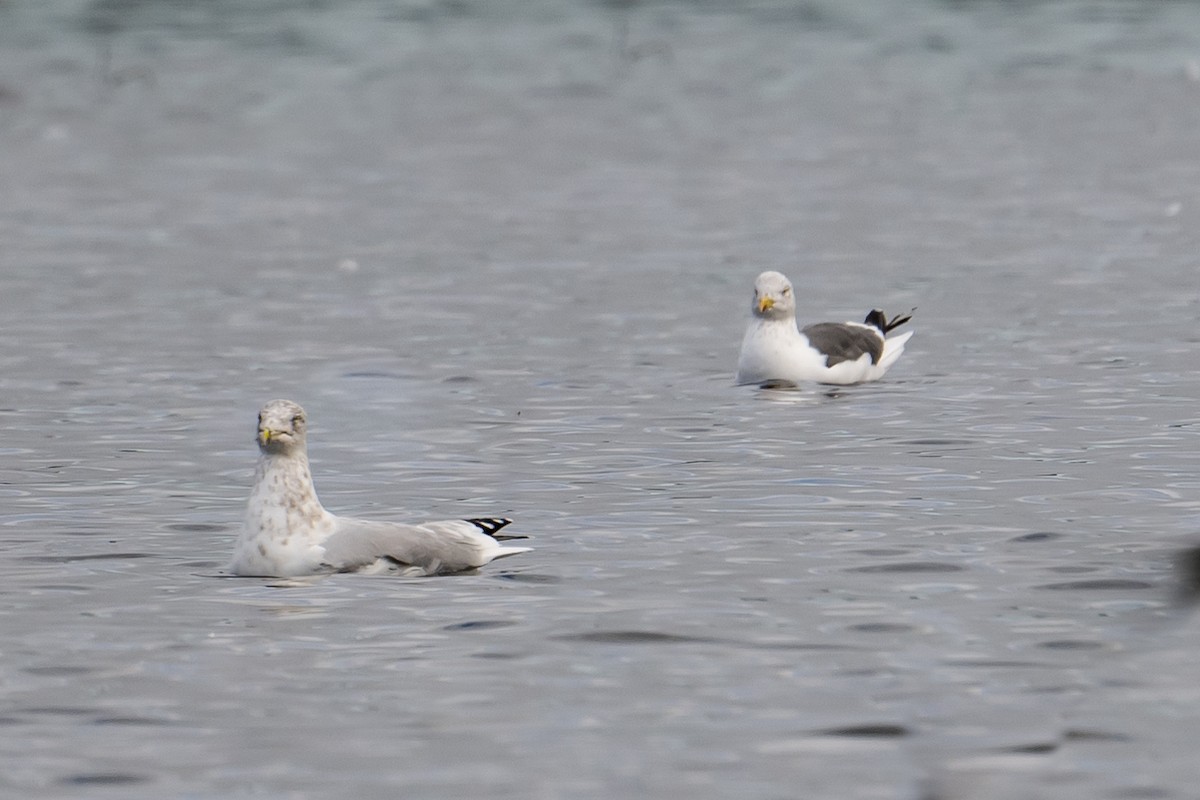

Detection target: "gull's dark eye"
[782, 287, 791, 296]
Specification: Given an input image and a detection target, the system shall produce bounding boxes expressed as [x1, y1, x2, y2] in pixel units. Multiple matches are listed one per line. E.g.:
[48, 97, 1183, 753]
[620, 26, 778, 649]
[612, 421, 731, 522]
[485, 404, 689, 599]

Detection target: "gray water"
[2, 1, 1199, 798]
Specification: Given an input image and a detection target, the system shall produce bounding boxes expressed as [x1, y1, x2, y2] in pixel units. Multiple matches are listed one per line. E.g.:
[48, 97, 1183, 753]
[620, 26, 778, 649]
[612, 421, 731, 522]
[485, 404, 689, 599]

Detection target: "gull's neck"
[244, 447, 333, 537]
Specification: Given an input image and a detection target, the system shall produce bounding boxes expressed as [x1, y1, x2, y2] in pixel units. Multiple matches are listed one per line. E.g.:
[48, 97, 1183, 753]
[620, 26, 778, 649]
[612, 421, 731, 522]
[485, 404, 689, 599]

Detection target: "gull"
[736, 270, 914, 386]
[229, 399, 530, 577]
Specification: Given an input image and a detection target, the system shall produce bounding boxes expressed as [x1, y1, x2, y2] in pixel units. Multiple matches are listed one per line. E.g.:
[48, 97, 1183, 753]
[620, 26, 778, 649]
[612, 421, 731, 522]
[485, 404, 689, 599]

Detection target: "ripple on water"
[91, 716, 176, 727]
[442, 620, 517, 631]
[164, 523, 231, 532]
[1035, 639, 1108, 650]
[814, 724, 911, 738]
[551, 631, 721, 645]
[492, 572, 562, 584]
[21, 666, 95, 677]
[1008, 531, 1065, 542]
[1035, 579, 1155, 591]
[59, 773, 150, 787]
[847, 623, 918, 634]
[17, 553, 151, 563]
[849, 562, 967, 574]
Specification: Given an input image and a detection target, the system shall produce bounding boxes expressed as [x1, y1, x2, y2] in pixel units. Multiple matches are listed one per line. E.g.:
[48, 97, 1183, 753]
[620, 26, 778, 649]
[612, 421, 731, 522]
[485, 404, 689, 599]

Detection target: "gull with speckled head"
[230, 399, 530, 578]
[736, 270, 914, 386]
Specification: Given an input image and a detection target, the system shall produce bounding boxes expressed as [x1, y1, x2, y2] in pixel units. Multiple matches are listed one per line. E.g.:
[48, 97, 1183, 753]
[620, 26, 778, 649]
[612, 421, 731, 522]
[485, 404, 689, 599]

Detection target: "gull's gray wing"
[801, 322, 884, 366]
[321, 516, 526, 575]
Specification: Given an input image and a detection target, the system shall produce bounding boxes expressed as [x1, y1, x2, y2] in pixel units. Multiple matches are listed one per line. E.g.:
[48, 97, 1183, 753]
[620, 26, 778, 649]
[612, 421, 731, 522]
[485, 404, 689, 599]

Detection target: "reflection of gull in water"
[736, 271, 914, 387]
[229, 399, 530, 578]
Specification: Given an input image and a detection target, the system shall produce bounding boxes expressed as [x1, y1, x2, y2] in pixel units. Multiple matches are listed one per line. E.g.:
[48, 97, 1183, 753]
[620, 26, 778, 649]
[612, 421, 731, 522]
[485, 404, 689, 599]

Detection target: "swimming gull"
[230, 399, 530, 577]
[736, 270, 914, 386]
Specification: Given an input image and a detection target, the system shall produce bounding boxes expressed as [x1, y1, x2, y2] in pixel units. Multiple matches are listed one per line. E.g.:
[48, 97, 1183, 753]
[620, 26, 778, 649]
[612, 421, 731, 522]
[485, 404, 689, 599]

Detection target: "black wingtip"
[864, 307, 915, 334]
[465, 517, 526, 540]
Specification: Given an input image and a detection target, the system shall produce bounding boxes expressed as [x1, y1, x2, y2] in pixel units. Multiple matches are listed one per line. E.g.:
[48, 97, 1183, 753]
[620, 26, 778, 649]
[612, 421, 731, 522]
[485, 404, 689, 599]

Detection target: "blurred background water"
[1, 1, 1199, 798]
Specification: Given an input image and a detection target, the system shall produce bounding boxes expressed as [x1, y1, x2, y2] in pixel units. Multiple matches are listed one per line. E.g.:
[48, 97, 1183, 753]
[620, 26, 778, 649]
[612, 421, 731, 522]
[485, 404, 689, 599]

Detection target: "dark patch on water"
[23, 665, 94, 677]
[443, 620, 516, 631]
[848, 622, 914, 633]
[492, 572, 561, 584]
[1107, 788, 1172, 799]
[1036, 579, 1154, 591]
[746, 2, 835, 28]
[850, 562, 965, 573]
[471, 652, 522, 660]
[1037, 639, 1106, 650]
[898, 439, 977, 446]
[1010, 531, 1063, 542]
[816, 723, 910, 738]
[19, 552, 151, 563]
[943, 659, 1047, 669]
[750, 641, 859, 652]
[21, 706, 100, 716]
[1173, 544, 1200, 605]
[165, 522, 229, 532]
[1001, 741, 1058, 754]
[59, 773, 149, 787]
[342, 371, 408, 380]
[553, 630, 718, 645]
[180, 560, 225, 569]
[92, 716, 174, 726]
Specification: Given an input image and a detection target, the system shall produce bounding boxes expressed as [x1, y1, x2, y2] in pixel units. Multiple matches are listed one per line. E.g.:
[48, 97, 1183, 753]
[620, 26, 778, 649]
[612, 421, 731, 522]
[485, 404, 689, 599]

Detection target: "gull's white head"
[751, 270, 795, 320]
[256, 399, 308, 455]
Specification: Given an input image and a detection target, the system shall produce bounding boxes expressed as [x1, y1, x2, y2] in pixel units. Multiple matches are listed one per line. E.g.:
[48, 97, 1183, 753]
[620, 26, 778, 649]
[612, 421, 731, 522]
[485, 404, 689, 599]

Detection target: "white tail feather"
[878, 330, 914, 370]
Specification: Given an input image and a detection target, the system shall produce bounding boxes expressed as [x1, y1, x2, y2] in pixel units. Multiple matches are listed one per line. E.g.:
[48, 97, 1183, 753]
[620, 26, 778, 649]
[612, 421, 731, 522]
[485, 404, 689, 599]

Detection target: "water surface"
[2, 2, 1199, 798]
